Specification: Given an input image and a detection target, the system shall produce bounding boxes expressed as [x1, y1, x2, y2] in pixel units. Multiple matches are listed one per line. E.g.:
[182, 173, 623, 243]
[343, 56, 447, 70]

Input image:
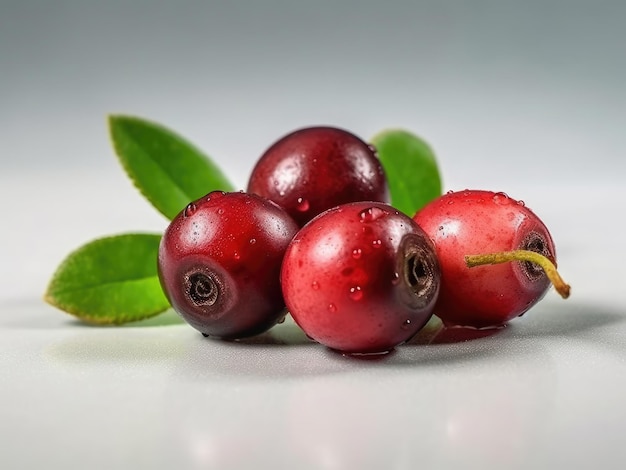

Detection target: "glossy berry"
[158, 191, 299, 339]
[414, 190, 568, 329]
[281, 201, 441, 354]
[247, 126, 390, 227]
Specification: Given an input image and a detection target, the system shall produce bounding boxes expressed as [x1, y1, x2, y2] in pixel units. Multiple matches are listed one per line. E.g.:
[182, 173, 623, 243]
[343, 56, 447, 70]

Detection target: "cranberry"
[414, 190, 570, 328]
[158, 191, 299, 338]
[281, 202, 441, 354]
[247, 126, 390, 226]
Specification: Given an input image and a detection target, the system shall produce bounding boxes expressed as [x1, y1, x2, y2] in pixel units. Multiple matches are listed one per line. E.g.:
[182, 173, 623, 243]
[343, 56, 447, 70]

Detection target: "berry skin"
[414, 190, 566, 329]
[247, 126, 390, 227]
[158, 191, 299, 339]
[281, 202, 441, 354]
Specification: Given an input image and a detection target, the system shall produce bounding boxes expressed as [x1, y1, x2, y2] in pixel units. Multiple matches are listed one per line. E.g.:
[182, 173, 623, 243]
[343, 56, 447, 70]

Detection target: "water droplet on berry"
[349, 286, 363, 301]
[217, 208, 225, 215]
[359, 206, 386, 222]
[401, 319, 412, 330]
[183, 203, 197, 217]
[296, 197, 310, 212]
[328, 303, 337, 313]
[352, 248, 362, 259]
[492, 192, 510, 205]
[447, 200, 454, 205]
[279, 190, 286, 197]
[249, 238, 256, 244]
[367, 144, 378, 155]
[446, 189, 455, 194]
[372, 239, 382, 248]
[233, 252, 240, 260]
[517, 199, 525, 207]
[208, 190, 225, 200]
[392, 272, 400, 284]
[311, 281, 320, 290]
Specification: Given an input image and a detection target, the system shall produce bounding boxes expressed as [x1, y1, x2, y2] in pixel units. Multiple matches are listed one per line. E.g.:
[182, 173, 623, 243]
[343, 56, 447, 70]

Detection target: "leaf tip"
[107, 113, 124, 131]
[371, 128, 433, 148]
[108, 114, 149, 139]
[370, 127, 407, 141]
[42, 291, 56, 309]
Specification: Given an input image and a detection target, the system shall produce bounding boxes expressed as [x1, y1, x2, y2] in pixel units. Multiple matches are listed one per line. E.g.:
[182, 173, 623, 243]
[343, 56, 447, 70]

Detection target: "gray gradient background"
[1, 0, 624, 190]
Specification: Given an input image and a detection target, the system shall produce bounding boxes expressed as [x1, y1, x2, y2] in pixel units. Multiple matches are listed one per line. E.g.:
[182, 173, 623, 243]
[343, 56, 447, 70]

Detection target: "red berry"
[158, 191, 299, 338]
[414, 190, 569, 328]
[247, 126, 390, 227]
[281, 202, 441, 354]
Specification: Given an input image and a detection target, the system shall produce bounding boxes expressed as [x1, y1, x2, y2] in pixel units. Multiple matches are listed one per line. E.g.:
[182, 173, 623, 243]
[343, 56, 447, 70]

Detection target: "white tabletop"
[1, 171, 624, 470]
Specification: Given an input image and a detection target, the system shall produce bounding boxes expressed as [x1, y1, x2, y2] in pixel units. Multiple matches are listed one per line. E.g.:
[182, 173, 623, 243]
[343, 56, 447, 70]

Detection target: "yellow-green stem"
[464, 249, 571, 299]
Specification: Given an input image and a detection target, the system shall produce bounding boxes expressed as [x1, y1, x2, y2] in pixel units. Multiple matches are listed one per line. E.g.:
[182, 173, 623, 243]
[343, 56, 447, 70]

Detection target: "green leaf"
[44, 233, 170, 325]
[109, 115, 235, 220]
[371, 129, 443, 216]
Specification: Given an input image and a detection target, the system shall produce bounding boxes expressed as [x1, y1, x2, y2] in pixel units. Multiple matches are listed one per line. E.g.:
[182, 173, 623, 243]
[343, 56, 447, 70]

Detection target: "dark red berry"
[158, 191, 299, 338]
[247, 126, 390, 227]
[414, 190, 570, 329]
[281, 202, 441, 354]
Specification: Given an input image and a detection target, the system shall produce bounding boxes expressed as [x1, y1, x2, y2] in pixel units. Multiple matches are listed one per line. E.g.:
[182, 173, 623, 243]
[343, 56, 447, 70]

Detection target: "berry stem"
[464, 250, 571, 299]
